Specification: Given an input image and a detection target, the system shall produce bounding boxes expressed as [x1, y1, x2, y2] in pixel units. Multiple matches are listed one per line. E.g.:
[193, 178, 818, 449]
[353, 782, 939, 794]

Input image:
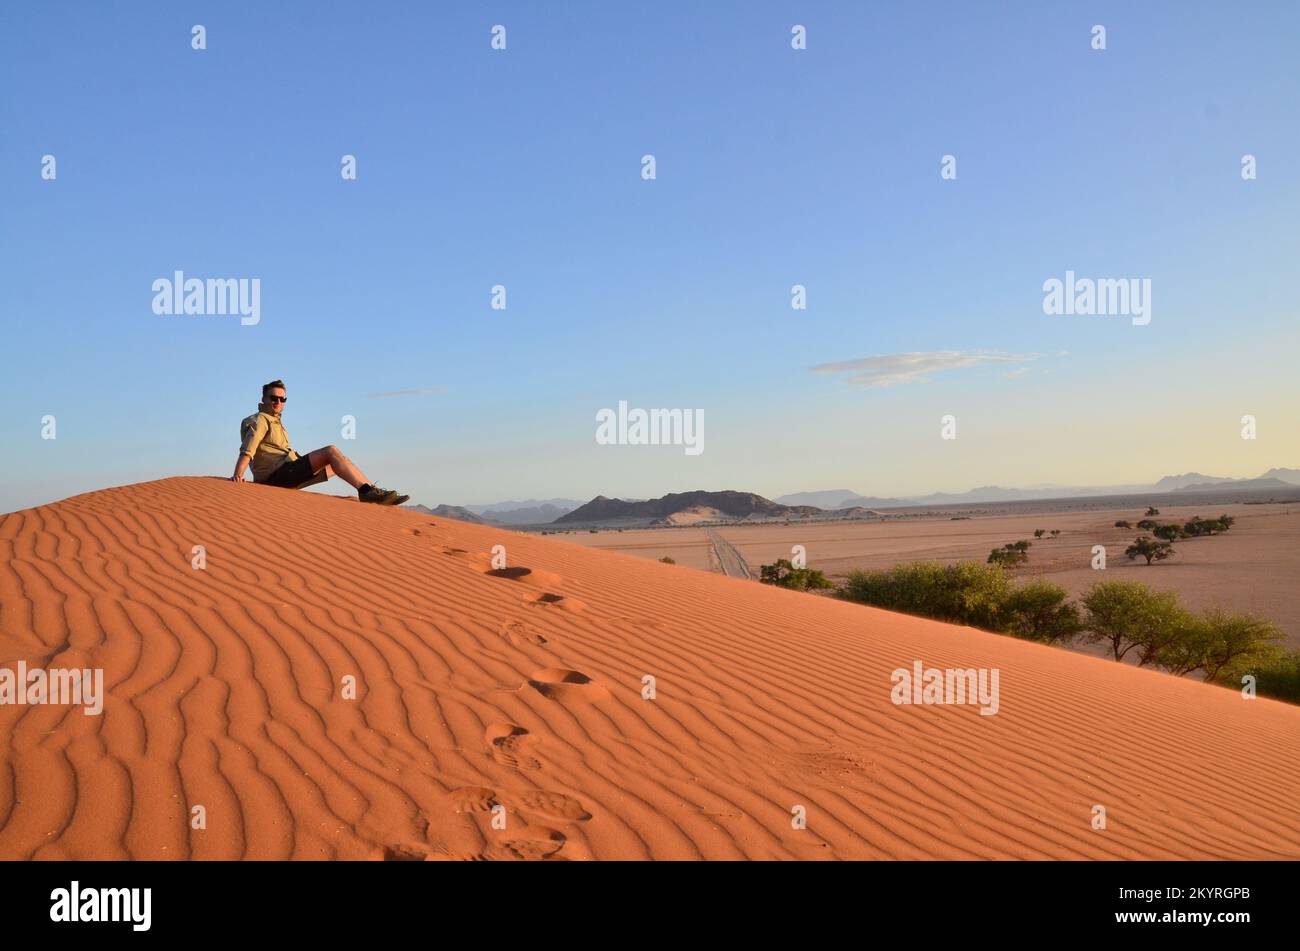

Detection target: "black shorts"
[261, 455, 320, 489]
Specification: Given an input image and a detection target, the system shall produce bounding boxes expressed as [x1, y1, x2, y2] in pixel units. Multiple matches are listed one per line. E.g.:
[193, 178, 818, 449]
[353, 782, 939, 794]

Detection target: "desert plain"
[564, 500, 1300, 649]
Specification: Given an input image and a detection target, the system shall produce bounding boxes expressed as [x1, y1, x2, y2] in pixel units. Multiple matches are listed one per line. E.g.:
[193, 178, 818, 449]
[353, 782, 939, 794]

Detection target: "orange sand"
[1, 477, 1297, 860]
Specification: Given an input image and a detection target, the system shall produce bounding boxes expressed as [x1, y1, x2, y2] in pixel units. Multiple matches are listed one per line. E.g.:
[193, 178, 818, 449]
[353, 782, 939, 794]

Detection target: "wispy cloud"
[365, 386, 447, 398]
[1002, 367, 1032, 380]
[812, 350, 1041, 387]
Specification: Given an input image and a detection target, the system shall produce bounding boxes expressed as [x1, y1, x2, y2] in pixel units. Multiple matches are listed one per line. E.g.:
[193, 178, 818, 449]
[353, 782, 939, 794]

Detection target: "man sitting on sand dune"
[231, 379, 410, 505]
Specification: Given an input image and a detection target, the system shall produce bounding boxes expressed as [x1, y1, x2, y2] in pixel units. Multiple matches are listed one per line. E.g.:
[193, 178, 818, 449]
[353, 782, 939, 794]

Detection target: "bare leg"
[306, 445, 370, 490]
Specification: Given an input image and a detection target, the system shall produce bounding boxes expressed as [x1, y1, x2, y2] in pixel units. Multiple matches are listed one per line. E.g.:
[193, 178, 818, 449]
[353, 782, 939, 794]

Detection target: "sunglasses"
[266, 395, 287, 404]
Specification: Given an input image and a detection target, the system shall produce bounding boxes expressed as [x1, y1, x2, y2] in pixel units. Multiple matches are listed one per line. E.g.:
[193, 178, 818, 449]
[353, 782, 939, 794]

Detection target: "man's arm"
[232, 415, 268, 482]
[231, 453, 253, 482]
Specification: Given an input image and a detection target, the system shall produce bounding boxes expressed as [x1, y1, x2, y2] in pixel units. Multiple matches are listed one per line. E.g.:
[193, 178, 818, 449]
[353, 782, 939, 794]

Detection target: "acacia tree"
[1126, 536, 1175, 565]
[988, 547, 1027, 568]
[988, 541, 1031, 568]
[1156, 610, 1283, 682]
[1080, 581, 1189, 664]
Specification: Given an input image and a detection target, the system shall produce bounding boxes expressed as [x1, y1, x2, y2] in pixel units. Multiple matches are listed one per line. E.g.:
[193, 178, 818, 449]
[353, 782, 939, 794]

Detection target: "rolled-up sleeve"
[239, 415, 268, 458]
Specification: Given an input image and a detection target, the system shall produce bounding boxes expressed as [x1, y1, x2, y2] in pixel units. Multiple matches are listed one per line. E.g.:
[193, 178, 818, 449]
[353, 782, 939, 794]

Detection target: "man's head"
[261, 379, 287, 416]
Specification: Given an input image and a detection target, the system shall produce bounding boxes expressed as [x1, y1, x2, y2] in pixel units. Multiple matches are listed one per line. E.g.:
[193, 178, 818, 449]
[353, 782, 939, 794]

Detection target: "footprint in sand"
[486, 565, 568, 589]
[487, 566, 532, 580]
[425, 850, 491, 862]
[484, 722, 542, 771]
[526, 668, 610, 703]
[379, 844, 432, 861]
[514, 790, 592, 822]
[433, 546, 495, 570]
[494, 827, 567, 860]
[528, 592, 586, 612]
[499, 620, 548, 646]
[381, 841, 502, 862]
[424, 828, 567, 861]
[444, 786, 500, 814]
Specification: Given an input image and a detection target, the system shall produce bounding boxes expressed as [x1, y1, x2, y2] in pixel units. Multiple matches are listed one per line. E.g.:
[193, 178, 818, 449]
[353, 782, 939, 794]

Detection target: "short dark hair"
[262, 379, 286, 399]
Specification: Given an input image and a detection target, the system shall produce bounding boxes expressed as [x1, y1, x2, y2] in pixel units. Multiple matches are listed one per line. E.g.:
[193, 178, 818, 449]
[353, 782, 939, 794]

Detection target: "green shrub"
[841, 561, 940, 615]
[659, 556, 676, 564]
[1002, 580, 1082, 644]
[1156, 609, 1283, 681]
[759, 559, 833, 592]
[840, 560, 1011, 629]
[1223, 648, 1300, 703]
[832, 558, 1296, 706]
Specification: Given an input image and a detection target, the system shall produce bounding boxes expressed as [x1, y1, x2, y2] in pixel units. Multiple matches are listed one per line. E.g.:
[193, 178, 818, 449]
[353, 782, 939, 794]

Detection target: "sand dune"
[1, 477, 1298, 860]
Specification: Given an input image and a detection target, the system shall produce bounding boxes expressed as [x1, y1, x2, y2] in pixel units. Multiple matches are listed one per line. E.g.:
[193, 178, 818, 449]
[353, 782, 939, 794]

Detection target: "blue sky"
[2, 1, 1297, 512]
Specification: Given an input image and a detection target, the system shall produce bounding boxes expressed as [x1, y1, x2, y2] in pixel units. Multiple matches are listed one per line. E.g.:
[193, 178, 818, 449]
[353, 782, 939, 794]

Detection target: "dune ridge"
[0, 477, 1297, 860]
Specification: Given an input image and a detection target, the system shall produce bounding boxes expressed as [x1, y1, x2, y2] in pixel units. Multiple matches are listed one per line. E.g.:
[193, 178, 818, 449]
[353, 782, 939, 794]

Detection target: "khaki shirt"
[239, 407, 300, 482]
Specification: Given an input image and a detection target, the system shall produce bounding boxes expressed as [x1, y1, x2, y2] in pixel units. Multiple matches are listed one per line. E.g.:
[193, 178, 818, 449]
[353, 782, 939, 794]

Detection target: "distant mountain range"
[403, 503, 495, 523]
[410, 468, 1300, 528]
[1172, 477, 1293, 493]
[776, 489, 901, 508]
[479, 503, 578, 525]
[468, 498, 582, 513]
[1153, 472, 1237, 490]
[777, 468, 1300, 508]
[1260, 467, 1300, 483]
[556, 491, 824, 526]
[404, 499, 582, 525]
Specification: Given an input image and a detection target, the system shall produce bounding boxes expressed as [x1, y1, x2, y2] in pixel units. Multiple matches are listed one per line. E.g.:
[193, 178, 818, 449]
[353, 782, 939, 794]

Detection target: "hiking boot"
[359, 485, 408, 505]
